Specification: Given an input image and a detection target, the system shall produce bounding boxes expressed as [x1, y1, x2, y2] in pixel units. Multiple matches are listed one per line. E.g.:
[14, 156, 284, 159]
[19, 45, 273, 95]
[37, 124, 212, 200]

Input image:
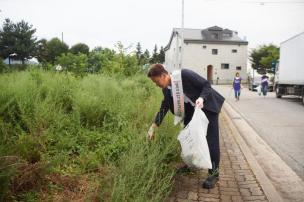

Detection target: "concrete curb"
[222, 102, 284, 202]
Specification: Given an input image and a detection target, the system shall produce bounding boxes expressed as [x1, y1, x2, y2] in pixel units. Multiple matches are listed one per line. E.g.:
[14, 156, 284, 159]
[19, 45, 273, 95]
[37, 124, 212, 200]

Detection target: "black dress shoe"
[202, 175, 219, 189]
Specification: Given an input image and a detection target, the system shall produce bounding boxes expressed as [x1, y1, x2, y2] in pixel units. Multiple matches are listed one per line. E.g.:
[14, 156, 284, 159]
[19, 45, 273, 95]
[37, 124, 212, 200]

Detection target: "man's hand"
[195, 97, 204, 109]
[147, 123, 157, 140]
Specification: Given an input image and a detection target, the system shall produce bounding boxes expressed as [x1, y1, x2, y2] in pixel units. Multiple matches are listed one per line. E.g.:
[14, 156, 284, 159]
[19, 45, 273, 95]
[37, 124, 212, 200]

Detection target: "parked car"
[248, 75, 260, 91]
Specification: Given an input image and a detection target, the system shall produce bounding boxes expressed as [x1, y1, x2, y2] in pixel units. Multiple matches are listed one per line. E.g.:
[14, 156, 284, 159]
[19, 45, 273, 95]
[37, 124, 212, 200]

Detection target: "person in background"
[261, 73, 269, 97]
[233, 72, 242, 101]
[146, 64, 225, 189]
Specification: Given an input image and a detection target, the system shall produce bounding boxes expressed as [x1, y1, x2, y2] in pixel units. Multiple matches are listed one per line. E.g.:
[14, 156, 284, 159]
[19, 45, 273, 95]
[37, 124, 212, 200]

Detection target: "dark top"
[233, 77, 241, 90]
[154, 69, 225, 126]
[261, 75, 269, 87]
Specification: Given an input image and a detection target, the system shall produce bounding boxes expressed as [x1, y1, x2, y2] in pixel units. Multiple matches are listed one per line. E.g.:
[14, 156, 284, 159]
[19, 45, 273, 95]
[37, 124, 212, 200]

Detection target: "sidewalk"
[167, 106, 278, 202]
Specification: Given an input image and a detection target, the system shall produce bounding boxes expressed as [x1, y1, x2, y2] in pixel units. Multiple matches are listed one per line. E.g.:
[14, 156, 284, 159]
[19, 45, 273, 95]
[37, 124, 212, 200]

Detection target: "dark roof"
[164, 26, 248, 50]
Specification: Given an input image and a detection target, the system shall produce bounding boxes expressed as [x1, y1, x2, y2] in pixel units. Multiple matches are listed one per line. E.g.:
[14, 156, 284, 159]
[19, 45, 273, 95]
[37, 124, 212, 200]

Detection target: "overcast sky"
[1, 0, 304, 52]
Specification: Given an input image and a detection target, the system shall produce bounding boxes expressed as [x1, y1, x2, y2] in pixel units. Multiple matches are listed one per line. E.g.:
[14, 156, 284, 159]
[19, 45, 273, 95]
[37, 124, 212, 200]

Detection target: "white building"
[164, 26, 248, 84]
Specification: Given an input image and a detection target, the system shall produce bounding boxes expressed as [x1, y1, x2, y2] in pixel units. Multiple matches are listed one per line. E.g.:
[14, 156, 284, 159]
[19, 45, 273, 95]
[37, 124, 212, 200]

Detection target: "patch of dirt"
[39, 166, 115, 202]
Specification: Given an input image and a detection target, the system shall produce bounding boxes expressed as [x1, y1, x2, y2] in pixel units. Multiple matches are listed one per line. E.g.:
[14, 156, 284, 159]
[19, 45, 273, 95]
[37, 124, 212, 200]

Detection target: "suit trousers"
[183, 103, 220, 175]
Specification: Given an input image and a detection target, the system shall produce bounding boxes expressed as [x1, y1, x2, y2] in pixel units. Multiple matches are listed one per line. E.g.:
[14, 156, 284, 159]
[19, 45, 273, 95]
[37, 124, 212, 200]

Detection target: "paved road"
[168, 113, 271, 202]
[213, 85, 304, 180]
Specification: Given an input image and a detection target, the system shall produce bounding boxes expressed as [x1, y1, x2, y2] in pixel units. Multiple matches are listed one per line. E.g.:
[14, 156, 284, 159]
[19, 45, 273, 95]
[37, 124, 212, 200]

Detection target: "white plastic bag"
[177, 108, 212, 169]
[255, 85, 261, 95]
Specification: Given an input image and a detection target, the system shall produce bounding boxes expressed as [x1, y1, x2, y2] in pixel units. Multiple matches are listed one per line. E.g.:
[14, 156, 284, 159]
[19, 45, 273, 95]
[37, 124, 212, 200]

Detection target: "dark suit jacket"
[154, 68, 225, 126]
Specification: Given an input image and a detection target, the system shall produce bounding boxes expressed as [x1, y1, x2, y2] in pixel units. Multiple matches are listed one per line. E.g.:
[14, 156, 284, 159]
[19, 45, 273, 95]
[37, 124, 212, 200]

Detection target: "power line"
[204, 0, 304, 4]
[248, 1, 304, 4]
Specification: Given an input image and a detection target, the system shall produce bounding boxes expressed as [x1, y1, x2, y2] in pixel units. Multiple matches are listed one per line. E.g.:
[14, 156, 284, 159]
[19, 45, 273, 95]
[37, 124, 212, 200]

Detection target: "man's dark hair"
[147, 64, 168, 77]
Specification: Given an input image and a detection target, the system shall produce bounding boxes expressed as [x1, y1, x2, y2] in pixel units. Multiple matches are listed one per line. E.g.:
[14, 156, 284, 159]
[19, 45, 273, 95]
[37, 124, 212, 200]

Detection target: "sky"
[0, 0, 304, 53]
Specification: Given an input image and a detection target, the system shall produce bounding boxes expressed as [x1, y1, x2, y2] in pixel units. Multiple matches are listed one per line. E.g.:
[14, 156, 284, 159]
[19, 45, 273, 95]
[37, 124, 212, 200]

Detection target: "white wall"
[165, 33, 182, 73]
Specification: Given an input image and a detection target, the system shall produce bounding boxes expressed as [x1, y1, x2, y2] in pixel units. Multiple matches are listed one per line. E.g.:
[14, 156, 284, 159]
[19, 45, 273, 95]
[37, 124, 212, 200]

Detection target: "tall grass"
[111, 126, 179, 202]
[0, 70, 180, 201]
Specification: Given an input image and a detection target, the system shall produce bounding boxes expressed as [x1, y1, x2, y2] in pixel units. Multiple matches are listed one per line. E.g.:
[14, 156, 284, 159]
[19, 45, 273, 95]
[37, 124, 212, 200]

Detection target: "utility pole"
[180, 0, 184, 69]
[252, 67, 255, 89]
[61, 32, 64, 43]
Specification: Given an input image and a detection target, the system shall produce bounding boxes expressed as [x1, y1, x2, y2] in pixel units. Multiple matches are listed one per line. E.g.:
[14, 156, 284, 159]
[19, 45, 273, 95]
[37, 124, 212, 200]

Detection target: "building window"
[212, 49, 218, 55]
[203, 45, 207, 49]
[236, 66, 242, 70]
[232, 49, 237, 53]
[223, 33, 232, 38]
[211, 33, 219, 39]
[221, 63, 229, 69]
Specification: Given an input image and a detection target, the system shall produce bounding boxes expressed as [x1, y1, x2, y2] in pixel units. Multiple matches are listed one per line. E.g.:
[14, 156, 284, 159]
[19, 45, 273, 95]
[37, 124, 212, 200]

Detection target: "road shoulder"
[167, 106, 278, 202]
[224, 102, 304, 202]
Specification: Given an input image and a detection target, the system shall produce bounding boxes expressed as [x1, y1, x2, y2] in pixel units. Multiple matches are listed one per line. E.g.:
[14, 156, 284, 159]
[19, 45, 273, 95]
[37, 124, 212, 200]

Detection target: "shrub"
[55, 53, 89, 77]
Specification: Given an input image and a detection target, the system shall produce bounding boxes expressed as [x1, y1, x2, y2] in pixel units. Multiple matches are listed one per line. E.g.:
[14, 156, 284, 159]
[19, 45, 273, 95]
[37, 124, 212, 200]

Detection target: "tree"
[92, 46, 103, 52]
[13, 20, 37, 64]
[0, 18, 37, 64]
[112, 41, 140, 76]
[88, 47, 116, 73]
[70, 43, 90, 55]
[259, 45, 279, 73]
[45, 38, 69, 64]
[159, 46, 165, 64]
[122, 54, 139, 76]
[0, 19, 14, 65]
[88, 51, 103, 73]
[250, 44, 279, 74]
[56, 53, 88, 76]
[135, 42, 142, 64]
[140, 49, 150, 65]
[150, 44, 159, 64]
[36, 39, 48, 64]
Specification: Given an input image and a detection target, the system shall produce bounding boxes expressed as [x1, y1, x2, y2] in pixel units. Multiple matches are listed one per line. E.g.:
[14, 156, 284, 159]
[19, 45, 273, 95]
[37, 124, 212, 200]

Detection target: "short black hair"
[147, 64, 168, 77]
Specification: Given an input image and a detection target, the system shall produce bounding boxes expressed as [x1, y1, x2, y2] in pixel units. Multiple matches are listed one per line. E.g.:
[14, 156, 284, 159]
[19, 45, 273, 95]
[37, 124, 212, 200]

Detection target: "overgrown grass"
[0, 69, 180, 201]
[111, 126, 179, 202]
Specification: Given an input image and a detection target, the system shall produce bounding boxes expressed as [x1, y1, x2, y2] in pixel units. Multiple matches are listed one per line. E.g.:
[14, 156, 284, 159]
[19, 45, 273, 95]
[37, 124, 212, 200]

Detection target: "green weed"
[0, 70, 180, 201]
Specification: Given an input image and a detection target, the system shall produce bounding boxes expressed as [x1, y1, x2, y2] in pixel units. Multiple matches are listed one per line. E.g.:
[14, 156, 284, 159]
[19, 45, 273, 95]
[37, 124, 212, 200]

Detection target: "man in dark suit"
[147, 64, 225, 189]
